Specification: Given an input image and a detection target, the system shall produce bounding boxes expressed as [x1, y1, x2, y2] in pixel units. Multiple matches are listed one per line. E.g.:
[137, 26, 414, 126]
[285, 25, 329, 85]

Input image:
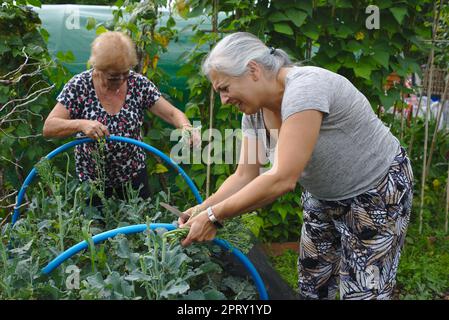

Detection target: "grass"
[396, 225, 449, 300]
[270, 249, 299, 292]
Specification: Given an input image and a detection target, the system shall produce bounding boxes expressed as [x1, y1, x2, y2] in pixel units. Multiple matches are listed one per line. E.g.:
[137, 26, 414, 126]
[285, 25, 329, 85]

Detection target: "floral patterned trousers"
[298, 147, 413, 300]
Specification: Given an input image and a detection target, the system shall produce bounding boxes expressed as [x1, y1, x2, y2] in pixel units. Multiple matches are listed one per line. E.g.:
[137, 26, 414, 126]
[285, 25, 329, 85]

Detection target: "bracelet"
[207, 206, 224, 229]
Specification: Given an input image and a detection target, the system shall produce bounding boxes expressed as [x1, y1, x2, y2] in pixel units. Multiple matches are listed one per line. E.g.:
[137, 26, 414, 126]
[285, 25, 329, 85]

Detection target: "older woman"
[179, 32, 414, 300]
[43, 31, 194, 203]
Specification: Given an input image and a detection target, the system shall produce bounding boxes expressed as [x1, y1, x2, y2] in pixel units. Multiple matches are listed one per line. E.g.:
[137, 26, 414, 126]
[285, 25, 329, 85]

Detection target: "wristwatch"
[207, 207, 224, 229]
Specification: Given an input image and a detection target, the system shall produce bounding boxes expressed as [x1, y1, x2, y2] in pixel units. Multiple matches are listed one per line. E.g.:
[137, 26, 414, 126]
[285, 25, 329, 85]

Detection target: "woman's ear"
[247, 61, 260, 81]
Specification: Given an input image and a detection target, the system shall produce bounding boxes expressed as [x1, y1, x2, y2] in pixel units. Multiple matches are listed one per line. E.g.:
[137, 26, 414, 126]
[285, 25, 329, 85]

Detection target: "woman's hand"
[178, 205, 201, 226]
[181, 210, 217, 247]
[79, 120, 110, 140]
[181, 125, 202, 148]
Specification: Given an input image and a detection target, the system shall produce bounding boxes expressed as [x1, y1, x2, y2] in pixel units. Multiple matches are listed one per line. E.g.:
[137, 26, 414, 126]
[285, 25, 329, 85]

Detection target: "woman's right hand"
[79, 120, 110, 140]
[178, 205, 201, 226]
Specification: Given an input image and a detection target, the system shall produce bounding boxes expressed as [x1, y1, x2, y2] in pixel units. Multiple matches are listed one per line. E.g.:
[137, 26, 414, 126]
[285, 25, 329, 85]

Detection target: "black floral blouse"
[56, 69, 161, 187]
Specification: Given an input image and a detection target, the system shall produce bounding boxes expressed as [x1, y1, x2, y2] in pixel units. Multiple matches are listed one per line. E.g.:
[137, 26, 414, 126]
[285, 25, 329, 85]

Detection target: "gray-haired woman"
[178, 32, 414, 300]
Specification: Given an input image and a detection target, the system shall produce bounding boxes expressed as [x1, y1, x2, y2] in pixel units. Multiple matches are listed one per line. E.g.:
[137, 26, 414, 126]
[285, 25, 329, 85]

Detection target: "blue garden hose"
[42, 223, 269, 300]
[11, 136, 269, 299]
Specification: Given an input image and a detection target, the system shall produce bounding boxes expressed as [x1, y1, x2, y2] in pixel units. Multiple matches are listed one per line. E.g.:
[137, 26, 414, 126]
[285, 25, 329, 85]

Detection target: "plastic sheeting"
[33, 4, 207, 107]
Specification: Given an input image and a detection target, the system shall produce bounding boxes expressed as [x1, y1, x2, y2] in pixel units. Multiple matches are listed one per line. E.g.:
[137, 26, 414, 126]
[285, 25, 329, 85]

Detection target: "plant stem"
[56, 195, 64, 252]
[64, 152, 70, 205]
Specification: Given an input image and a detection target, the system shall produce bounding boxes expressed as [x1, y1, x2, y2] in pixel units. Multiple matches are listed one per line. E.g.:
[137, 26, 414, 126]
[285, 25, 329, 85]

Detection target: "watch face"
[207, 207, 223, 228]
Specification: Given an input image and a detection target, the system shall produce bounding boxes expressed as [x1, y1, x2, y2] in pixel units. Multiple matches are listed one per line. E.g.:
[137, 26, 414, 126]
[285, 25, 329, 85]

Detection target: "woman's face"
[209, 69, 262, 115]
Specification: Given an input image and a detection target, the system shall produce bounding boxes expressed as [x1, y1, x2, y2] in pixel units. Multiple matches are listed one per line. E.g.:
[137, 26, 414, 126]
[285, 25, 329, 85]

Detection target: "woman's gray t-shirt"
[242, 66, 400, 201]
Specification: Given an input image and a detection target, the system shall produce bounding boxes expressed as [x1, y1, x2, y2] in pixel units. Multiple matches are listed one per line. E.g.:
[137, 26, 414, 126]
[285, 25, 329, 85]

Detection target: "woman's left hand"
[181, 210, 217, 247]
[182, 125, 201, 148]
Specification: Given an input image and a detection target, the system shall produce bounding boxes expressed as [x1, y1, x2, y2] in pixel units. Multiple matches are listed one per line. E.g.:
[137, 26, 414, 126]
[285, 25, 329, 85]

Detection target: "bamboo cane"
[205, 0, 218, 198]
[445, 159, 449, 234]
[425, 77, 449, 177]
[419, 0, 442, 234]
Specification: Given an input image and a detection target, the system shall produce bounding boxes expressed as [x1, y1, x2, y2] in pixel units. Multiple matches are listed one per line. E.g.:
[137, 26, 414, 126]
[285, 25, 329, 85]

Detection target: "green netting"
[34, 4, 211, 108]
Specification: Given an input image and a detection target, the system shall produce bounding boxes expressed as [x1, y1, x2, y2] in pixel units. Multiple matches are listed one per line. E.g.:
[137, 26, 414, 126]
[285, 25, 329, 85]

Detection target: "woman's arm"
[181, 110, 323, 246]
[181, 135, 266, 221]
[43, 102, 109, 139]
[150, 96, 191, 128]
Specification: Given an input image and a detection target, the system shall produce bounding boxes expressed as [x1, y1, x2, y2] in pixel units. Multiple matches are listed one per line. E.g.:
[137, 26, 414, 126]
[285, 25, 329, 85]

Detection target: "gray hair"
[202, 32, 292, 78]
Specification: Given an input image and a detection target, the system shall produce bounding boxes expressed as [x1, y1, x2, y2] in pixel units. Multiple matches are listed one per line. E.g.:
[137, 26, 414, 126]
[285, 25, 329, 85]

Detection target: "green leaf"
[353, 63, 373, 80]
[215, 107, 230, 121]
[323, 62, 341, 73]
[285, 9, 307, 28]
[377, 0, 393, 9]
[372, 51, 390, 69]
[184, 290, 205, 299]
[199, 262, 221, 273]
[296, 1, 313, 15]
[86, 17, 96, 31]
[160, 281, 190, 298]
[39, 28, 49, 42]
[184, 104, 200, 118]
[269, 213, 281, 226]
[335, 24, 353, 38]
[278, 206, 288, 221]
[203, 289, 226, 300]
[193, 173, 206, 188]
[9, 240, 33, 255]
[153, 163, 168, 174]
[26, 0, 41, 7]
[0, 85, 10, 104]
[95, 25, 108, 35]
[187, 5, 204, 18]
[344, 40, 364, 52]
[335, 0, 352, 8]
[274, 23, 294, 36]
[301, 23, 319, 40]
[65, 50, 75, 62]
[167, 16, 176, 28]
[379, 89, 401, 110]
[389, 7, 408, 24]
[147, 129, 162, 140]
[268, 12, 289, 23]
[116, 238, 131, 259]
[0, 42, 9, 55]
[114, 0, 125, 8]
[212, 164, 227, 175]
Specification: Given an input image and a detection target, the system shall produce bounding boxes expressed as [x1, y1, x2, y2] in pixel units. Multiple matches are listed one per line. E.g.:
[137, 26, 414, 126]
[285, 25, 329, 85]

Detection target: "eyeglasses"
[100, 69, 130, 82]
